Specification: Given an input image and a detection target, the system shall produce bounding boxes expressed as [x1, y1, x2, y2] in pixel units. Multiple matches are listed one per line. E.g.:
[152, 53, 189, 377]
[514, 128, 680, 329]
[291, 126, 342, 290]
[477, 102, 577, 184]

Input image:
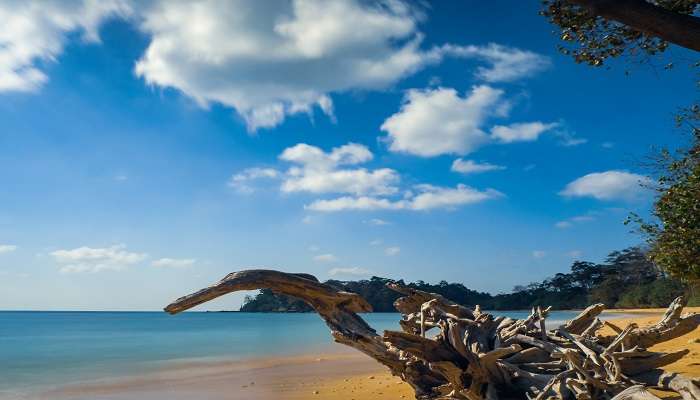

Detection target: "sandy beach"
[34, 308, 699, 400]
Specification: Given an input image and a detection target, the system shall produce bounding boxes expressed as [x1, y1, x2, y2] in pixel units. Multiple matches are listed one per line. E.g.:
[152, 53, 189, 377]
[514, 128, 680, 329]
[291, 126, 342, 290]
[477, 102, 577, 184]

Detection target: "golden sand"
[286, 308, 700, 400]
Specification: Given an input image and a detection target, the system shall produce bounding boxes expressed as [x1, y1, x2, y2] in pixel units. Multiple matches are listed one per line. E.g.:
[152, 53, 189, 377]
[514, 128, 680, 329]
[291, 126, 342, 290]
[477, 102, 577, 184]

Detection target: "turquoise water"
[0, 310, 582, 397]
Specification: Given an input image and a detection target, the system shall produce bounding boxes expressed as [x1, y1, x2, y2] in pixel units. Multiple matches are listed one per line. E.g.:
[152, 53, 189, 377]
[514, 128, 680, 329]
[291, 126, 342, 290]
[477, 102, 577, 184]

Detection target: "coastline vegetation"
[240, 246, 697, 312]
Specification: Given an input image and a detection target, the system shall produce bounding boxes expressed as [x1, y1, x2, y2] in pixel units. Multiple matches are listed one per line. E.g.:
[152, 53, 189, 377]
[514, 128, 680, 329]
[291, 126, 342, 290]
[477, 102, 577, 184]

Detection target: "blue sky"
[0, 1, 696, 311]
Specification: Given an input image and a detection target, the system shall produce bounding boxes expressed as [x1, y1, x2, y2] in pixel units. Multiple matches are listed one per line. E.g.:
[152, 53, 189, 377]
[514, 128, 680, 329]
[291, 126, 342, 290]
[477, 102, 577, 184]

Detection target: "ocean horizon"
[0, 310, 586, 399]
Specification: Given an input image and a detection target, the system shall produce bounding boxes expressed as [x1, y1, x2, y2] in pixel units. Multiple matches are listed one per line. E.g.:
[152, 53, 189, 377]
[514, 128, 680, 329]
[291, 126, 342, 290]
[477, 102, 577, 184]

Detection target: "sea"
[0, 310, 584, 398]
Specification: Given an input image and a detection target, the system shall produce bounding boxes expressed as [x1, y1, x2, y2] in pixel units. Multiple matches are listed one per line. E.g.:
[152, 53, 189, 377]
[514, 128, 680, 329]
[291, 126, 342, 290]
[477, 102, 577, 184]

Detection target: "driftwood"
[165, 269, 700, 400]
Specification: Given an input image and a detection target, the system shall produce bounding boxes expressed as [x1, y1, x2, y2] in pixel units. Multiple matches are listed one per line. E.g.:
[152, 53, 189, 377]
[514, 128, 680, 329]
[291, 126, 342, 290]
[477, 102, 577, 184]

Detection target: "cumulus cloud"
[2, 1, 549, 131]
[134, 0, 438, 131]
[306, 196, 400, 211]
[51, 244, 147, 273]
[409, 184, 503, 210]
[384, 246, 400, 256]
[560, 171, 651, 201]
[0, 244, 17, 254]
[532, 250, 546, 259]
[151, 258, 195, 268]
[328, 267, 372, 277]
[228, 167, 280, 193]
[381, 86, 558, 157]
[280, 143, 399, 196]
[491, 122, 559, 143]
[0, 0, 131, 92]
[314, 253, 338, 263]
[381, 86, 505, 157]
[451, 159, 505, 174]
[133, 2, 551, 130]
[306, 184, 502, 212]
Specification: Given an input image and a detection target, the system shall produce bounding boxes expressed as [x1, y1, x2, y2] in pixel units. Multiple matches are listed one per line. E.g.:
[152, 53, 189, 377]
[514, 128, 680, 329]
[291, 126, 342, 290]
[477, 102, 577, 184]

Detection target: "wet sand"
[34, 308, 699, 400]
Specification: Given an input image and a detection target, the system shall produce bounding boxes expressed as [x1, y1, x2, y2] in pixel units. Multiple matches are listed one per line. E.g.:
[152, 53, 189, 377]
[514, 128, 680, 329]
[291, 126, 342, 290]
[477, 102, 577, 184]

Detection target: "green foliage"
[615, 278, 686, 308]
[540, 0, 699, 66]
[240, 247, 692, 312]
[240, 288, 312, 312]
[629, 105, 700, 282]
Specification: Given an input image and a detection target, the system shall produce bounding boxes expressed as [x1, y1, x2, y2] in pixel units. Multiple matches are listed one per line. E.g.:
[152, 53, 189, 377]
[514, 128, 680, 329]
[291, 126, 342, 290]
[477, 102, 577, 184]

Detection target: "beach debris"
[165, 269, 700, 400]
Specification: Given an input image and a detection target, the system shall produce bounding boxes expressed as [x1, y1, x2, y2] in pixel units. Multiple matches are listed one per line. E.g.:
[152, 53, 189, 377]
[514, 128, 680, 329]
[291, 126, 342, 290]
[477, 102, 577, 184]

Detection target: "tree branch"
[566, 0, 700, 52]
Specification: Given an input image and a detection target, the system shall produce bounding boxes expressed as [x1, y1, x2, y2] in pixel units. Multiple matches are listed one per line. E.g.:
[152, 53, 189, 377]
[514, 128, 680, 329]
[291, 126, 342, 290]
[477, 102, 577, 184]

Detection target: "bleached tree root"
[165, 269, 700, 400]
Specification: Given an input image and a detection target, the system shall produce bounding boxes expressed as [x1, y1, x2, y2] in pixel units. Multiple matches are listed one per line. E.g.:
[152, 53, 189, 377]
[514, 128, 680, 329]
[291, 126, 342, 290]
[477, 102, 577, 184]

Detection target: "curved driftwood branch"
[165, 269, 442, 397]
[165, 269, 700, 400]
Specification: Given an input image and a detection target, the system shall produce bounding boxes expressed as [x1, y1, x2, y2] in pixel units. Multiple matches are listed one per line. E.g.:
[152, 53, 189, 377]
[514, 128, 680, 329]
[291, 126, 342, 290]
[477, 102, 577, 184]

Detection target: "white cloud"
[306, 183, 502, 212]
[151, 258, 195, 268]
[491, 122, 558, 143]
[0, 244, 17, 254]
[1, 1, 549, 131]
[280, 142, 372, 167]
[409, 184, 503, 211]
[133, 0, 442, 131]
[133, 2, 549, 131]
[381, 86, 505, 157]
[451, 159, 505, 174]
[556, 133, 588, 147]
[560, 171, 651, 201]
[307, 196, 401, 211]
[0, 0, 131, 92]
[328, 267, 371, 277]
[439, 43, 550, 82]
[532, 250, 546, 259]
[314, 253, 338, 263]
[51, 244, 147, 273]
[384, 246, 400, 256]
[280, 143, 399, 196]
[228, 167, 280, 193]
[308, 245, 320, 252]
[555, 214, 595, 229]
[370, 239, 383, 246]
[301, 215, 313, 224]
[365, 218, 390, 226]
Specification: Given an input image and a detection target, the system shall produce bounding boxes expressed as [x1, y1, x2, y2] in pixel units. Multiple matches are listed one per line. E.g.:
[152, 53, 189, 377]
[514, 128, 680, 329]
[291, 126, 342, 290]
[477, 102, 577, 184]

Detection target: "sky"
[0, 1, 696, 311]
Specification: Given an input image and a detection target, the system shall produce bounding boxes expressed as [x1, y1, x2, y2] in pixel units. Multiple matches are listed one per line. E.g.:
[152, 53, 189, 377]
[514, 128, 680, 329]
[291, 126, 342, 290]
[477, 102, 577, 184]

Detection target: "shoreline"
[21, 308, 700, 400]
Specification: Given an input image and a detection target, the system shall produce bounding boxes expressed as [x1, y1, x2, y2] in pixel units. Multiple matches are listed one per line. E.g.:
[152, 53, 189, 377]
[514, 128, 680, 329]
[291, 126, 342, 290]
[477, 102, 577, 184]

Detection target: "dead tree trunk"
[165, 269, 700, 400]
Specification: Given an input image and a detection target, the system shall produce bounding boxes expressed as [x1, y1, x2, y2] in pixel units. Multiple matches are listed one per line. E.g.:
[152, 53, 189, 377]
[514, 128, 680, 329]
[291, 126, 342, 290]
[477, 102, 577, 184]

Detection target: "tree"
[541, 0, 700, 284]
[629, 106, 700, 282]
[541, 0, 700, 66]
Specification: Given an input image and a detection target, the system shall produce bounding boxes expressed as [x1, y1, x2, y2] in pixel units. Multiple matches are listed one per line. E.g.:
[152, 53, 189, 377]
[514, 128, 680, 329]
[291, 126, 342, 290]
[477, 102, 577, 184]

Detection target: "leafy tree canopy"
[541, 0, 700, 66]
[629, 106, 700, 282]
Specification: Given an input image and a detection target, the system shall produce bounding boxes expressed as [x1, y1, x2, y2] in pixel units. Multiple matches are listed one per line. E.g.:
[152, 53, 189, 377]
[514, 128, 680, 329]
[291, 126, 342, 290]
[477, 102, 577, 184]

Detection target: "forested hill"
[240, 247, 697, 312]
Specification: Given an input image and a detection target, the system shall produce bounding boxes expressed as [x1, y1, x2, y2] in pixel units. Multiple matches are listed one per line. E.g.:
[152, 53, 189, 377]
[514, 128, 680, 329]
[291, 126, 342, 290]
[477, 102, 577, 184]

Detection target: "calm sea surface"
[0, 310, 582, 397]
